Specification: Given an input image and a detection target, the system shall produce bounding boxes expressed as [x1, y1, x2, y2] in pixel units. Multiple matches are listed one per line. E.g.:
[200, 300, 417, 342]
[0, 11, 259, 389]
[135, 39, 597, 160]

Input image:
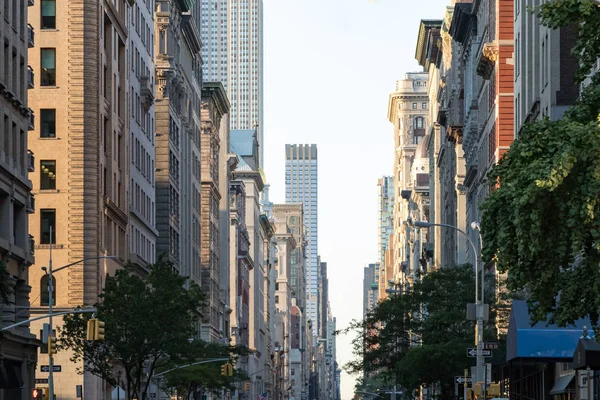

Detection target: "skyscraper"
[377, 177, 394, 265]
[285, 144, 318, 336]
[201, 0, 264, 164]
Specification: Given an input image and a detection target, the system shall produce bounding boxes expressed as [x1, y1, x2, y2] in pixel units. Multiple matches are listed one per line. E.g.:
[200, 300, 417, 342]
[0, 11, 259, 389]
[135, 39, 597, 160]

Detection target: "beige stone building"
[0, 0, 40, 397]
[200, 82, 229, 342]
[271, 214, 295, 400]
[27, 0, 133, 397]
[387, 73, 430, 287]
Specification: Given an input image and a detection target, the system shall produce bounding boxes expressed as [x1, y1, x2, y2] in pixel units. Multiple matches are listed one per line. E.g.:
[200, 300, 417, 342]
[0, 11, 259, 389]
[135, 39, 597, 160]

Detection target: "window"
[41, 48, 56, 86]
[40, 209, 56, 244]
[41, 0, 56, 29]
[40, 275, 56, 306]
[422, 102, 427, 109]
[412, 102, 417, 109]
[414, 117, 424, 129]
[40, 109, 56, 138]
[40, 160, 56, 189]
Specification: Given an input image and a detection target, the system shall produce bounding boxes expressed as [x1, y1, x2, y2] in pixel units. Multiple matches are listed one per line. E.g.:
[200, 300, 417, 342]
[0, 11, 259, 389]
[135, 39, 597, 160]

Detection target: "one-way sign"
[40, 365, 61, 372]
[455, 376, 473, 384]
[466, 348, 492, 357]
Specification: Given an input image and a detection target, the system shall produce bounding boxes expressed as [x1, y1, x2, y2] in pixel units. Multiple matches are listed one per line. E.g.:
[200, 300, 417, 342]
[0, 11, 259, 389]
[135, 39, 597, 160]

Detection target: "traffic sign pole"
[463, 369, 468, 400]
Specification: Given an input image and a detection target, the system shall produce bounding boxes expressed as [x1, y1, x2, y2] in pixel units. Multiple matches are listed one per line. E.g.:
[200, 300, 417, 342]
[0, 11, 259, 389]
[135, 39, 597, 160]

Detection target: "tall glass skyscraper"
[200, 0, 264, 164]
[285, 144, 318, 335]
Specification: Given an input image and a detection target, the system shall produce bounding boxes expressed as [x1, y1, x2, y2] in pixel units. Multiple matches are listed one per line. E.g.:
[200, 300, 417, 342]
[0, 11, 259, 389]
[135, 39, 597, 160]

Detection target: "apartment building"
[0, 0, 38, 397]
[200, 82, 230, 342]
[27, 0, 133, 395]
[153, 0, 202, 279]
[387, 73, 429, 287]
[129, 0, 158, 269]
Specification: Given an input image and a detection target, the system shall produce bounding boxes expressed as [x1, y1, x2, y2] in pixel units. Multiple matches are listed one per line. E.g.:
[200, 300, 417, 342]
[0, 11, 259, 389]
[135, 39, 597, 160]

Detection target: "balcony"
[27, 24, 34, 48]
[26, 194, 35, 214]
[28, 108, 34, 130]
[140, 76, 154, 110]
[27, 66, 34, 89]
[27, 150, 34, 172]
[28, 235, 34, 255]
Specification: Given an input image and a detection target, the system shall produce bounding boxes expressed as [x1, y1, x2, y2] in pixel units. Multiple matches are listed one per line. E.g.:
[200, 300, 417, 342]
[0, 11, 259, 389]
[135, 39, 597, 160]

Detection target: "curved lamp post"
[406, 219, 485, 391]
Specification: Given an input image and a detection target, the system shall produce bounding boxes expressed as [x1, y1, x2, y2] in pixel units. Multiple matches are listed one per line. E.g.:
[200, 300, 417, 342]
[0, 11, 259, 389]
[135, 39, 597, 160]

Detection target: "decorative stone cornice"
[446, 125, 463, 144]
[477, 42, 498, 80]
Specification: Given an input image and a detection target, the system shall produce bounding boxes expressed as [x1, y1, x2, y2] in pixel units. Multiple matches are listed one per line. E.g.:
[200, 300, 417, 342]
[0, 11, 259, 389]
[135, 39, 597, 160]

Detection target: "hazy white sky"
[262, 1, 450, 398]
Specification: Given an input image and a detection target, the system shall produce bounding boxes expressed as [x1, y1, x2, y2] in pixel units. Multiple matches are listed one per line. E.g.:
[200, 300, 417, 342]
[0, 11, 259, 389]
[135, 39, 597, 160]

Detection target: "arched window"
[414, 117, 424, 129]
[40, 275, 56, 306]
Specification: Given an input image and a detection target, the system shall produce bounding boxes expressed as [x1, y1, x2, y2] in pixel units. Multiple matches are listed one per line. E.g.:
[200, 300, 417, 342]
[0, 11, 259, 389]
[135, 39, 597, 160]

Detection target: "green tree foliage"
[340, 266, 499, 399]
[160, 341, 250, 400]
[57, 258, 206, 400]
[481, 0, 600, 329]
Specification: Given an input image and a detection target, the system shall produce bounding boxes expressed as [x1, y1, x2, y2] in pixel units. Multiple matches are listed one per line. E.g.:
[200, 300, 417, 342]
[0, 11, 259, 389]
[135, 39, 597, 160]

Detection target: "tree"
[340, 266, 499, 399]
[481, 0, 600, 329]
[160, 341, 251, 400]
[57, 258, 205, 400]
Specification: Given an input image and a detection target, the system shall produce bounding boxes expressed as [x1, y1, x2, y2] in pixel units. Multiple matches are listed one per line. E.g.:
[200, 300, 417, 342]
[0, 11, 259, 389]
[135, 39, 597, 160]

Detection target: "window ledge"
[37, 189, 60, 193]
[40, 86, 60, 89]
[40, 28, 59, 32]
[39, 136, 59, 140]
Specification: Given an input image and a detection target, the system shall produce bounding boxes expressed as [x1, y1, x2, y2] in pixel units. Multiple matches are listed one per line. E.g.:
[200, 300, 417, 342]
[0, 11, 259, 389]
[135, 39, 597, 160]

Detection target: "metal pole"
[48, 226, 54, 400]
[464, 369, 468, 400]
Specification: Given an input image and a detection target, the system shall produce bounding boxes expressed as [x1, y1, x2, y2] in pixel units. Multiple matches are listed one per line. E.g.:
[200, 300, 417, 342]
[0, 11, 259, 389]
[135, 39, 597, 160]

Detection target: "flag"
[259, 392, 268, 400]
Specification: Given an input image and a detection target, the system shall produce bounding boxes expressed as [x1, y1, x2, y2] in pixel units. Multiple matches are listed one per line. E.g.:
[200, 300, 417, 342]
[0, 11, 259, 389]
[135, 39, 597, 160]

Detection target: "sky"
[262, 0, 450, 398]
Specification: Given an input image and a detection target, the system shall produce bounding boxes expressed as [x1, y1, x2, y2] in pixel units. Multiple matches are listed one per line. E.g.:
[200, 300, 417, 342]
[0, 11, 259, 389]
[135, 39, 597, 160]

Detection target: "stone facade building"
[387, 72, 430, 288]
[200, 82, 229, 341]
[0, 0, 39, 397]
[272, 204, 305, 313]
[231, 129, 269, 399]
[28, 0, 134, 395]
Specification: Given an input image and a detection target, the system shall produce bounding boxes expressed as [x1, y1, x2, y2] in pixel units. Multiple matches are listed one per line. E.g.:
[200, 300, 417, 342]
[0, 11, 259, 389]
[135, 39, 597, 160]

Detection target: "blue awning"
[506, 300, 594, 361]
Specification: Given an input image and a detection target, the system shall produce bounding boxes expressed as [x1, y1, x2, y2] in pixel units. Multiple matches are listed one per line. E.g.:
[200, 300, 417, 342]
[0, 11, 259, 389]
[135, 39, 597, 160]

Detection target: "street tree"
[481, 0, 600, 329]
[340, 265, 499, 399]
[57, 257, 205, 400]
[159, 340, 251, 400]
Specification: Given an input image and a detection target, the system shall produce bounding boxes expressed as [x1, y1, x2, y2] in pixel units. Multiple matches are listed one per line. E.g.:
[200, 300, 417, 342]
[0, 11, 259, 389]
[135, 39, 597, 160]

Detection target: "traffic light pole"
[43, 227, 117, 400]
[48, 229, 54, 399]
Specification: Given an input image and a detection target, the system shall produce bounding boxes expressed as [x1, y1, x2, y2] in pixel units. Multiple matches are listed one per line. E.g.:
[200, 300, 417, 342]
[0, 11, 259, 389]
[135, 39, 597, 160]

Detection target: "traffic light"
[227, 363, 233, 376]
[86, 319, 96, 340]
[47, 336, 57, 355]
[87, 318, 105, 340]
[221, 364, 227, 376]
[94, 319, 105, 340]
[244, 381, 250, 391]
[32, 387, 48, 400]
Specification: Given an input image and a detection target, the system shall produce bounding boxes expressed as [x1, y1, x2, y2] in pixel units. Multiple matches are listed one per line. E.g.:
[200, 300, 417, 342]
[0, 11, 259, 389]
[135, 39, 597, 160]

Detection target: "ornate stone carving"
[477, 42, 498, 80]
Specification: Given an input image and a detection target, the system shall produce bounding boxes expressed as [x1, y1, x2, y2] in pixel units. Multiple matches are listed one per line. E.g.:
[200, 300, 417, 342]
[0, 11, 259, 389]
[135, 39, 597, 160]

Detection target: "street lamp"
[406, 219, 486, 391]
[44, 227, 117, 400]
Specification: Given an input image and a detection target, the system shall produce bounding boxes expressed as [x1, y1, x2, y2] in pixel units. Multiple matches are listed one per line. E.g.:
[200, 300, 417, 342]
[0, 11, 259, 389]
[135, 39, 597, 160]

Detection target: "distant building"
[363, 264, 378, 318]
[285, 144, 318, 336]
[201, 0, 265, 164]
[387, 73, 430, 287]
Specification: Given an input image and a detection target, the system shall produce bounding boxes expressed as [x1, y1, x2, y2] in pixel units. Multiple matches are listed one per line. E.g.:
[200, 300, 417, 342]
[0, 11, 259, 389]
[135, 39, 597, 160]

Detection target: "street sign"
[484, 342, 500, 350]
[466, 348, 492, 357]
[40, 365, 61, 372]
[35, 379, 49, 384]
[455, 376, 472, 384]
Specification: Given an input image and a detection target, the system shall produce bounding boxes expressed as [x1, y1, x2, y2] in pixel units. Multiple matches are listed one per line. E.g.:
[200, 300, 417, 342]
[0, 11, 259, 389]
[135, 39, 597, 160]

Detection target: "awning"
[549, 373, 575, 395]
[506, 300, 594, 361]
